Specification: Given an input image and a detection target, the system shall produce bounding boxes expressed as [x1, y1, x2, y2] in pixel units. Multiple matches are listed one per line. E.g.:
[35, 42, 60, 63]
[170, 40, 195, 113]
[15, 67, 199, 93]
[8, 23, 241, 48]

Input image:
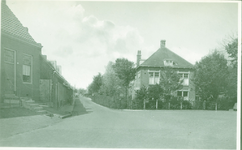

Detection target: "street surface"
[0, 96, 237, 149]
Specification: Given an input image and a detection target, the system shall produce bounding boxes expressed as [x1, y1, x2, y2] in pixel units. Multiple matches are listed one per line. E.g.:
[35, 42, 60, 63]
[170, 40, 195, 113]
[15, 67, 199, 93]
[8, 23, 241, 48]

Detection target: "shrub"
[182, 101, 192, 109]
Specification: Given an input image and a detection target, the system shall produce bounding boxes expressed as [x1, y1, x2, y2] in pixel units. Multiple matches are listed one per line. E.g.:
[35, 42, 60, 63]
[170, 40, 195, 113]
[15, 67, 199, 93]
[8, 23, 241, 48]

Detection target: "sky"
[6, 0, 239, 89]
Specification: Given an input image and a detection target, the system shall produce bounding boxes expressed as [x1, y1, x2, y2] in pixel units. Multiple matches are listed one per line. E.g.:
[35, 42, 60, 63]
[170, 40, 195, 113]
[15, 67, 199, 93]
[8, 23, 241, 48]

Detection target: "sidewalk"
[43, 103, 74, 118]
[0, 97, 87, 140]
[0, 114, 61, 139]
[43, 97, 87, 118]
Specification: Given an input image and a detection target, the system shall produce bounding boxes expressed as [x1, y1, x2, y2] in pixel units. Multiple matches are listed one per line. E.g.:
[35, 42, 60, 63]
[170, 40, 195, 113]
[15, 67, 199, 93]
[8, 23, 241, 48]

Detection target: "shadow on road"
[72, 98, 92, 116]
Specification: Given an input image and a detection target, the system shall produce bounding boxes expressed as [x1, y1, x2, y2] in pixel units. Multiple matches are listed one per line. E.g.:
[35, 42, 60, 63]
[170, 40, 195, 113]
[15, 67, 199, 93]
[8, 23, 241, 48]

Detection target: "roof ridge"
[163, 47, 193, 66]
[1, 2, 41, 46]
[139, 46, 193, 69]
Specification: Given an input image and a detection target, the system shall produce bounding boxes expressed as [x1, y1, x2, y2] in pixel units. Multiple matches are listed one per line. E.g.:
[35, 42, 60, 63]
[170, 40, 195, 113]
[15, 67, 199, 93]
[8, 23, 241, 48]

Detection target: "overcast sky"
[6, 0, 239, 89]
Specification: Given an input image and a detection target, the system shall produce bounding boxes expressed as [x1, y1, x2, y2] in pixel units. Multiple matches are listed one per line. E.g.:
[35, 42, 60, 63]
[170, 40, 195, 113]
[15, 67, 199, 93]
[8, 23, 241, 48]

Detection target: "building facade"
[1, 1, 73, 109]
[1, 0, 42, 101]
[40, 55, 73, 108]
[132, 40, 196, 104]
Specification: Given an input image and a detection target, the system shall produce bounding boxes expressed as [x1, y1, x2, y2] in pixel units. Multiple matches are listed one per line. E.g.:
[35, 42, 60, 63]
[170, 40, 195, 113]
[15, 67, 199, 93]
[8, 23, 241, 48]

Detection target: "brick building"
[1, 0, 42, 101]
[1, 0, 73, 109]
[132, 40, 196, 104]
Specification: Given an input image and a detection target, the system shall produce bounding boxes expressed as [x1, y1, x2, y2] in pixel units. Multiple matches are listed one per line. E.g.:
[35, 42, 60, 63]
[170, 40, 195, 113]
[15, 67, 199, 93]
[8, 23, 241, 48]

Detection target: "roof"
[1, 1, 42, 47]
[139, 46, 194, 69]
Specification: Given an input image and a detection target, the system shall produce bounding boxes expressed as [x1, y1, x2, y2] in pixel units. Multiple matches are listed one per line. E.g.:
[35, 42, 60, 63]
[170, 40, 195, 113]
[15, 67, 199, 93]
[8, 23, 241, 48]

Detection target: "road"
[0, 96, 237, 149]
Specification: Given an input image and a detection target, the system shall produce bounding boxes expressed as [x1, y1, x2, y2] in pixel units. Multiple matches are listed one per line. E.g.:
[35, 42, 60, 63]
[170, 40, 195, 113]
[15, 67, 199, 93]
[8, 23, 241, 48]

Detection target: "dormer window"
[164, 60, 174, 66]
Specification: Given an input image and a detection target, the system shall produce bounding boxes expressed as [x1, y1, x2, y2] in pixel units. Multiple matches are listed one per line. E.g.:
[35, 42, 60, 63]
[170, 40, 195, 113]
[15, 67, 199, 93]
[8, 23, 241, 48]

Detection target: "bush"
[182, 101, 192, 109]
[146, 100, 156, 109]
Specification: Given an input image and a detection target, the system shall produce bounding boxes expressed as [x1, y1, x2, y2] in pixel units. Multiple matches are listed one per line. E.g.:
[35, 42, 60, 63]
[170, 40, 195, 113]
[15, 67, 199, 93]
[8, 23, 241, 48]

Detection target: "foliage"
[100, 62, 123, 97]
[159, 67, 183, 101]
[93, 59, 136, 109]
[225, 37, 238, 102]
[182, 101, 192, 109]
[78, 88, 87, 95]
[112, 58, 136, 87]
[193, 51, 228, 101]
[112, 58, 136, 105]
[226, 66, 237, 102]
[87, 73, 103, 95]
[147, 84, 163, 101]
[225, 38, 238, 68]
[132, 86, 148, 109]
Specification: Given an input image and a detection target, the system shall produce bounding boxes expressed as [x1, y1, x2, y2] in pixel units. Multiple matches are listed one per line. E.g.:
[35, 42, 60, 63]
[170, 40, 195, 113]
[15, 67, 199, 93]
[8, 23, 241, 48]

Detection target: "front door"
[3, 49, 16, 94]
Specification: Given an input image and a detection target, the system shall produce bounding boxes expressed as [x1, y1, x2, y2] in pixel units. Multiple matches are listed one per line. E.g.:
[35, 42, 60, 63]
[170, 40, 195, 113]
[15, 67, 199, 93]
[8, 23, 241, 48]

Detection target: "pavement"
[0, 96, 237, 148]
[44, 96, 86, 119]
[0, 97, 84, 140]
[0, 114, 61, 139]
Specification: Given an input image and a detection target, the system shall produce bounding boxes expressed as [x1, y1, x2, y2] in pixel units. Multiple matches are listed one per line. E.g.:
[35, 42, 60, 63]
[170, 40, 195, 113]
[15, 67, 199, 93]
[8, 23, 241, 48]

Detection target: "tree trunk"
[143, 99, 146, 109]
[168, 102, 170, 109]
[180, 102, 183, 110]
[215, 102, 217, 111]
[156, 99, 158, 110]
[203, 101, 206, 110]
[125, 87, 128, 109]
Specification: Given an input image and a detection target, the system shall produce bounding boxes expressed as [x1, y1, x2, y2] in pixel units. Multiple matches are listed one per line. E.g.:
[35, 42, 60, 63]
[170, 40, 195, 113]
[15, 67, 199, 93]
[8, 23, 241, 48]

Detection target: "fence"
[91, 93, 128, 109]
[90, 93, 236, 111]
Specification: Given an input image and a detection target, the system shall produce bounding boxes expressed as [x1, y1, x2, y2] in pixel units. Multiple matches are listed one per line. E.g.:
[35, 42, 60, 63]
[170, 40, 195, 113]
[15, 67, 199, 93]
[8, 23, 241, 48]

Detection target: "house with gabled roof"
[132, 40, 195, 104]
[1, 0, 73, 110]
[1, 0, 43, 102]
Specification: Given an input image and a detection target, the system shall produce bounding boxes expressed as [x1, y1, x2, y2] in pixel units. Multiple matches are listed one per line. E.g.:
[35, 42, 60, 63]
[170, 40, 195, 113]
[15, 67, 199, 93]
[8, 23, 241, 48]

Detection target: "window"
[178, 72, 189, 86]
[164, 60, 175, 66]
[177, 90, 189, 100]
[149, 71, 160, 85]
[23, 54, 32, 83]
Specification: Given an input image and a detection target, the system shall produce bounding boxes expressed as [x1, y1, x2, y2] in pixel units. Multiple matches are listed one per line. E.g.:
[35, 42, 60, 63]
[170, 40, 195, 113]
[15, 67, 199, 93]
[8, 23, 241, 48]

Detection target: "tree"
[147, 84, 163, 109]
[78, 88, 87, 96]
[87, 73, 103, 95]
[225, 38, 238, 68]
[112, 58, 136, 100]
[159, 67, 184, 107]
[194, 50, 229, 108]
[225, 37, 238, 103]
[133, 86, 148, 109]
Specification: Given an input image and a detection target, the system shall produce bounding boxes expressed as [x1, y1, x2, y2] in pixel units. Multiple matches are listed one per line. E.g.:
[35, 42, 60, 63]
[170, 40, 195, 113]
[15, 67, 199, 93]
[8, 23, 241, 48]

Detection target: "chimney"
[137, 50, 141, 67]
[160, 40, 166, 48]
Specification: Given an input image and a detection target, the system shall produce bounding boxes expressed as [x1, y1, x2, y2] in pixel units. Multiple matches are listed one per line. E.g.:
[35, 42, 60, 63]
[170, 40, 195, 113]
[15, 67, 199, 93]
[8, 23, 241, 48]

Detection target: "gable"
[1, 2, 42, 47]
[140, 47, 193, 69]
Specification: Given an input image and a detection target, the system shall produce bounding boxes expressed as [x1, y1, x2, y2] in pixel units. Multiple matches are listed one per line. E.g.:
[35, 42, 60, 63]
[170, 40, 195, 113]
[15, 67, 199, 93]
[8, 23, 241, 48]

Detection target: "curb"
[59, 113, 72, 119]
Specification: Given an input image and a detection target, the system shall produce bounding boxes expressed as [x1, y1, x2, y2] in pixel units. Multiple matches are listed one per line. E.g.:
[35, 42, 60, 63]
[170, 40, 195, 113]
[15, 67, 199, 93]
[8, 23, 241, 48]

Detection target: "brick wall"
[1, 35, 42, 101]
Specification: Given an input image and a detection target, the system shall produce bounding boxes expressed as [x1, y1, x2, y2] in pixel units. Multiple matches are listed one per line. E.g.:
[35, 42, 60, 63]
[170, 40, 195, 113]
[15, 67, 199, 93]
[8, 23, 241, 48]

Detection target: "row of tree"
[193, 37, 238, 110]
[87, 58, 136, 108]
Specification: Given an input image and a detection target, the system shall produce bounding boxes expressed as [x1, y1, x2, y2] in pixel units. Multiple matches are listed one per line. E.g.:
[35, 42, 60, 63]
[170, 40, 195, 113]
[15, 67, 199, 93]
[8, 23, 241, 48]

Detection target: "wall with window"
[176, 70, 195, 102]
[1, 34, 41, 101]
[134, 67, 195, 102]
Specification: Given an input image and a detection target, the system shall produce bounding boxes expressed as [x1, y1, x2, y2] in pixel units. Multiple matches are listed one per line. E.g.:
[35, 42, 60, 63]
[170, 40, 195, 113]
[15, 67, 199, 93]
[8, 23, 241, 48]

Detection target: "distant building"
[40, 55, 73, 108]
[132, 40, 196, 103]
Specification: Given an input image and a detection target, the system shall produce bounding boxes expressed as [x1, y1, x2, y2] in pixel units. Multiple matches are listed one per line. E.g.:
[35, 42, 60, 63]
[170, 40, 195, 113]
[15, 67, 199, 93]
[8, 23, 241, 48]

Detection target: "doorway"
[3, 49, 16, 95]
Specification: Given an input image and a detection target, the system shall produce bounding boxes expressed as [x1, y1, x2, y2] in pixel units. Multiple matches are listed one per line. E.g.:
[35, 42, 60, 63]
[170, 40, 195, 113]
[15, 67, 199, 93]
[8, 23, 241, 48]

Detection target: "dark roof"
[140, 46, 194, 69]
[1, 1, 42, 47]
